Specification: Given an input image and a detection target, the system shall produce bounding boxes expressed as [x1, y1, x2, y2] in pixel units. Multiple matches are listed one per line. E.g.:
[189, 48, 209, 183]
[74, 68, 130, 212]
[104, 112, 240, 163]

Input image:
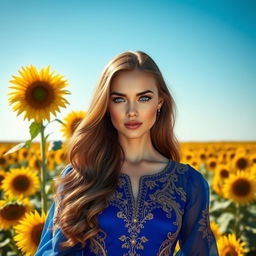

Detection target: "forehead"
[110, 70, 158, 92]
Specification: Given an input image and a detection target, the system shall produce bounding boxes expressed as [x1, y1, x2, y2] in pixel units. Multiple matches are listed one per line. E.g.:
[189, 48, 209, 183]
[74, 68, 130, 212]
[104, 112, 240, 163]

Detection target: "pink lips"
[124, 121, 142, 129]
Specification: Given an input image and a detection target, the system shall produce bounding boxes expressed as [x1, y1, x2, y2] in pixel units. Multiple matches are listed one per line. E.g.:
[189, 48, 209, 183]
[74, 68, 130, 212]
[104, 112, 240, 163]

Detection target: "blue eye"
[139, 96, 151, 101]
[113, 96, 151, 103]
[112, 97, 124, 103]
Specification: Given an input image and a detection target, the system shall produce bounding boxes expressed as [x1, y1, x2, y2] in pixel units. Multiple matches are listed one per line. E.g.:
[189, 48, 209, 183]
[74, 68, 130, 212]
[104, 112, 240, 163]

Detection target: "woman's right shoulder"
[60, 163, 74, 177]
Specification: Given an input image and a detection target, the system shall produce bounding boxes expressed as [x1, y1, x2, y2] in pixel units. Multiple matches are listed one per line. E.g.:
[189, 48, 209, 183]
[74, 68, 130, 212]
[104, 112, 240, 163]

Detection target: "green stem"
[40, 121, 47, 213]
[234, 203, 240, 237]
[8, 230, 22, 255]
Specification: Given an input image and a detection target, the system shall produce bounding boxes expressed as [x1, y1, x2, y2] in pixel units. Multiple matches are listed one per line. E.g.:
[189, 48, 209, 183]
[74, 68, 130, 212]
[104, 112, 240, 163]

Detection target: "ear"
[158, 97, 164, 108]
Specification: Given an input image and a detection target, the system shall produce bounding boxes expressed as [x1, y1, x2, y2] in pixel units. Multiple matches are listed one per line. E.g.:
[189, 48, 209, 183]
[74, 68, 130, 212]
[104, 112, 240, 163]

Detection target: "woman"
[35, 51, 219, 255]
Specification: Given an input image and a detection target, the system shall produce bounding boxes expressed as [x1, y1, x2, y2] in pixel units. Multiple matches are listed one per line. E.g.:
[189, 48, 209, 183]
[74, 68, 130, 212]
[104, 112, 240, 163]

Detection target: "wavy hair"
[51, 50, 181, 251]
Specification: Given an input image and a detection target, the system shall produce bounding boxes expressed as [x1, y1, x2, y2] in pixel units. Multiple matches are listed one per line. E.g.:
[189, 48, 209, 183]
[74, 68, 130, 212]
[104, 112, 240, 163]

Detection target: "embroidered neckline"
[118, 160, 173, 217]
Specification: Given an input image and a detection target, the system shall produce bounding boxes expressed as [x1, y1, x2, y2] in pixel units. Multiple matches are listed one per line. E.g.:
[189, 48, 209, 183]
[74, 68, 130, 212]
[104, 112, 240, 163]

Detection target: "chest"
[120, 161, 170, 201]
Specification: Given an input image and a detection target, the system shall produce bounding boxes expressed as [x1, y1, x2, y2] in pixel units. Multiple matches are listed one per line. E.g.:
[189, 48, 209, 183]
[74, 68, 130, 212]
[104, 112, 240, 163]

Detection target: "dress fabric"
[35, 160, 219, 256]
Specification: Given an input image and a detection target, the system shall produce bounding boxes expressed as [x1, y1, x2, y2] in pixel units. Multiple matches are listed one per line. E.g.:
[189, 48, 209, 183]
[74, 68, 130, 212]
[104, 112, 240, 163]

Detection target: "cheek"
[109, 106, 123, 126]
[144, 106, 157, 124]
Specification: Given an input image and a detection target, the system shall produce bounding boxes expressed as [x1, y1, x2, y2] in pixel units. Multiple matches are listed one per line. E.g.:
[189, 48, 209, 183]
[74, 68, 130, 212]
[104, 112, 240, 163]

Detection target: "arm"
[175, 166, 219, 256]
[34, 164, 82, 256]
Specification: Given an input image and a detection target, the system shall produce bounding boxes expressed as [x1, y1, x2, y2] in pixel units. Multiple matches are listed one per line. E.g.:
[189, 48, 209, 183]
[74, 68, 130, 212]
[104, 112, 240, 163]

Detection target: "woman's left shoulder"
[171, 161, 208, 188]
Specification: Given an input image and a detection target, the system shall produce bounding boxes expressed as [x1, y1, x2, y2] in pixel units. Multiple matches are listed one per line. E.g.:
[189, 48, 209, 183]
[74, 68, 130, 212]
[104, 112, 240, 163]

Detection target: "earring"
[157, 108, 161, 117]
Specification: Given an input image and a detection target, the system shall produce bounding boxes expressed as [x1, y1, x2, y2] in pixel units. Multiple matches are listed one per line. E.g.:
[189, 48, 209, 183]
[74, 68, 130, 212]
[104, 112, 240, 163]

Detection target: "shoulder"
[60, 163, 74, 177]
[171, 161, 209, 191]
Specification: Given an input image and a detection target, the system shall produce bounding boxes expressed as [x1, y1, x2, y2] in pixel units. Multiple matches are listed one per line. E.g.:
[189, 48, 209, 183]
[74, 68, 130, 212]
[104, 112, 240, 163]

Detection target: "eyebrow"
[110, 90, 154, 97]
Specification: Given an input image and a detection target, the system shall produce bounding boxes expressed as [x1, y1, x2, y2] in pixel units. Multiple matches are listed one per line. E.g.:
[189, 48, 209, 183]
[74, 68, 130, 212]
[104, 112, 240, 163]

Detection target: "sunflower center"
[233, 178, 251, 196]
[22, 151, 29, 158]
[236, 158, 248, 170]
[0, 175, 4, 186]
[25, 82, 54, 109]
[220, 169, 229, 178]
[200, 153, 206, 160]
[0, 157, 6, 165]
[13, 175, 30, 192]
[210, 161, 216, 168]
[71, 118, 83, 134]
[31, 223, 45, 246]
[222, 246, 238, 256]
[0, 204, 26, 220]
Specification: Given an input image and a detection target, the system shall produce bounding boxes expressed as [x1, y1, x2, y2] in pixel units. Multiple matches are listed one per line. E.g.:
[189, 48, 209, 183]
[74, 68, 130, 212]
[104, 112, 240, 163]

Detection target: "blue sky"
[0, 0, 255, 142]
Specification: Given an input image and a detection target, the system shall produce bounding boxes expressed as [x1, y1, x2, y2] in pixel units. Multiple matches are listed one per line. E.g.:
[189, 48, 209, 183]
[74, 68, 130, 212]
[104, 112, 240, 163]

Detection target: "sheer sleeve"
[175, 166, 219, 256]
[34, 164, 82, 256]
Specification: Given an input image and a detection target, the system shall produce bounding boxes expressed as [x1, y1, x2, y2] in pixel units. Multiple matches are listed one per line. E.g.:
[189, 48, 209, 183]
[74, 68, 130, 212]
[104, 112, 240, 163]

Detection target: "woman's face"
[108, 70, 163, 140]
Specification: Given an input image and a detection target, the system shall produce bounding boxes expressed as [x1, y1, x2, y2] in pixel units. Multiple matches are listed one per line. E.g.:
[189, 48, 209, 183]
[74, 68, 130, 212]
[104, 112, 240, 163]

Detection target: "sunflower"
[8, 65, 70, 123]
[0, 169, 6, 189]
[232, 154, 251, 171]
[205, 157, 218, 172]
[2, 167, 40, 197]
[250, 153, 256, 165]
[13, 210, 47, 256]
[55, 148, 68, 165]
[217, 233, 249, 256]
[0, 196, 33, 229]
[0, 153, 9, 169]
[210, 221, 222, 241]
[223, 170, 256, 204]
[61, 110, 86, 139]
[212, 164, 232, 196]
[18, 147, 31, 163]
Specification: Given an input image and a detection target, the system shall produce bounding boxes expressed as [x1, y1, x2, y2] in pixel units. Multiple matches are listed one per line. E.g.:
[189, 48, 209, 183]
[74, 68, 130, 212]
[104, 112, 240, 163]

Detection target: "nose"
[127, 102, 138, 117]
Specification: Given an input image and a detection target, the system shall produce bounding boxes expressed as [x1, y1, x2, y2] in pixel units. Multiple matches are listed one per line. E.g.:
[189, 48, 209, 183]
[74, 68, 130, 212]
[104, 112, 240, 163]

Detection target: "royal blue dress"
[35, 160, 219, 256]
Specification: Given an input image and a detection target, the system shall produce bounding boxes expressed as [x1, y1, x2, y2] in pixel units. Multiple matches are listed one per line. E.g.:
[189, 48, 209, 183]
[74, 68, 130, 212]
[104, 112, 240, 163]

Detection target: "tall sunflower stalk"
[6, 64, 70, 213]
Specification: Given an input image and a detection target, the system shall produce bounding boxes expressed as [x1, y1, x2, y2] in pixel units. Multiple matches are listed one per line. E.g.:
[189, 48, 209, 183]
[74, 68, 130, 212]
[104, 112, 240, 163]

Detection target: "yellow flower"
[18, 147, 32, 162]
[2, 167, 40, 197]
[217, 233, 249, 256]
[205, 156, 218, 172]
[212, 164, 232, 196]
[0, 169, 6, 189]
[13, 210, 47, 256]
[61, 110, 86, 139]
[0, 196, 33, 229]
[0, 153, 9, 169]
[55, 148, 68, 165]
[28, 156, 41, 172]
[232, 153, 251, 171]
[223, 170, 256, 204]
[174, 240, 180, 253]
[210, 221, 222, 241]
[8, 65, 70, 123]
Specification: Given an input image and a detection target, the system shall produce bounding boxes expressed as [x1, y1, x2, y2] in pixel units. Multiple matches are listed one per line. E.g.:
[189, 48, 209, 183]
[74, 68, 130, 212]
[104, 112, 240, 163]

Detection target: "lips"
[124, 121, 142, 126]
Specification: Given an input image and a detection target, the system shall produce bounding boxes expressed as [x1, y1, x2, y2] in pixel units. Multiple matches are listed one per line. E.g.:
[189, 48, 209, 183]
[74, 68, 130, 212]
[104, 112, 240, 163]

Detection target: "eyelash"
[112, 96, 152, 103]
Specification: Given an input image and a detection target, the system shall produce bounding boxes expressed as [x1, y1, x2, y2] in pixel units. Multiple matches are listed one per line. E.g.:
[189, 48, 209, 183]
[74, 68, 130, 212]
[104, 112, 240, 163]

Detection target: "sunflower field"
[0, 65, 255, 255]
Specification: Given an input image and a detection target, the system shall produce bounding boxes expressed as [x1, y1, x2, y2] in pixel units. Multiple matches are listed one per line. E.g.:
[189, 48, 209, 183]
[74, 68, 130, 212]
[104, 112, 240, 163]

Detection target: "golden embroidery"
[87, 161, 189, 255]
[89, 230, 108, 256]
[158, 232, 177, 256]
[198, 207, 213, 246]
[107, 161, 189, 256]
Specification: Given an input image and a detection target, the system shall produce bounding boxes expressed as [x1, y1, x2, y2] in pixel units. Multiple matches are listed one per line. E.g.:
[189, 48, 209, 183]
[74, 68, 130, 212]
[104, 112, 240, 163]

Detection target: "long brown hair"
[52, 50, 181, 250]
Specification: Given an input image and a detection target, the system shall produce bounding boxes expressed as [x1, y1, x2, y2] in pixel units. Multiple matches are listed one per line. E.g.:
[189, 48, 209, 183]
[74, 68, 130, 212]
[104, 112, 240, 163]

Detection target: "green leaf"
[25, 139, 32, 147]
[3, 142, 26, 155]
[218, 212, 234, 233]
[0, 238, 10, 248]
[54, 118, 65, 125]
[29, 122, 41, 140]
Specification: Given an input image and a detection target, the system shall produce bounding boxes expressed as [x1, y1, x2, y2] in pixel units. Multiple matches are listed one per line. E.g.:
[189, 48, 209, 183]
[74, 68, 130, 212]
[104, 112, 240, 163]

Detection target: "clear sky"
[0, 0, 255, 142]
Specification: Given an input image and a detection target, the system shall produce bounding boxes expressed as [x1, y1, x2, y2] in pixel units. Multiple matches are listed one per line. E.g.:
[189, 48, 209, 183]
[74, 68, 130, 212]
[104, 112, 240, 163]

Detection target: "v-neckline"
[119, 160, 172, 215]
